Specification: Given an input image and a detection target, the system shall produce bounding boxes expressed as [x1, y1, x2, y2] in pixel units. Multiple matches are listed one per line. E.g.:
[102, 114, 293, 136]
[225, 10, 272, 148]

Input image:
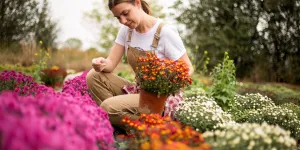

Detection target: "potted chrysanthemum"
[135, 52, 192, 114]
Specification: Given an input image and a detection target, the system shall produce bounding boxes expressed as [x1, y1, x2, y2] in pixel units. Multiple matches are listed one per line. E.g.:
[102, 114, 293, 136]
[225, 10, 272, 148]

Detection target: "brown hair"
[108, 0, 152, 15]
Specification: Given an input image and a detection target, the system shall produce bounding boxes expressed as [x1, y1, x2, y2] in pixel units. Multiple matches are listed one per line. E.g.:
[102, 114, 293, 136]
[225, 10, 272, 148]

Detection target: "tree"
[0, 0, 39, 48]
[86, 0, 166, 52]
[0, 0, 58, 51]
[172, 0, 300, 84]
[35, 0, 59, 51]
[64, 38, 83, 50]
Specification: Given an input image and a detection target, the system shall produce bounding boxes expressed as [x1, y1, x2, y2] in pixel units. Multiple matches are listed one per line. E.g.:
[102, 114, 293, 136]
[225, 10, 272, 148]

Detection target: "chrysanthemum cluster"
[280, 103, 300, 119]
[236, 106, 300, 140]
[227, 93, 300, 140]
[62, 71, 91, 98]
[136, 52, 192, 96]
[120, 114, 211, 150]
[203, 122, 297, 150]
[0, 92, 114, 150]
[175, 96, 233, 132]
[0, 70, 55, 96]
[184, 87, 208, 98]
[0, 70, 114, 149]
[232, 93, 275, 110]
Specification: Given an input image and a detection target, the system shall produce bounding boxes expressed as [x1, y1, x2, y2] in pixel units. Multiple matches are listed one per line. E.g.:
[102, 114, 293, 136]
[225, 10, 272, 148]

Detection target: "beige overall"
[86, 22, 166, 129]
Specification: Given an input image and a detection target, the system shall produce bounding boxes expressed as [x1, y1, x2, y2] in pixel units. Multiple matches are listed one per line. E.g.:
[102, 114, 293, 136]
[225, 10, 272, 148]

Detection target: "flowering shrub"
[62, 71, 92, 98]
[0, 64, 37, 77]
[235, 106, 300, 140]
[120, 114, 211, 150]
[175, 96, 233, 132]
[229, 93, 300, 140]
[0, 70, 55, 96]
[0, 91, 114, 150]
[280, 103, 300, 119]
[203, 122, 297, 150]
[232, 93, 275, 110]
[184, 87, 208, 98]
[136, 52, 192, 96]
[41, 65, 67, 88]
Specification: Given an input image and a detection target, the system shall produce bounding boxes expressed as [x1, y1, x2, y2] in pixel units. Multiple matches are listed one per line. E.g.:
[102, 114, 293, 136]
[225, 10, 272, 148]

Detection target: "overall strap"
[151, 22, 166, 49]
[127, 29, 133, 42]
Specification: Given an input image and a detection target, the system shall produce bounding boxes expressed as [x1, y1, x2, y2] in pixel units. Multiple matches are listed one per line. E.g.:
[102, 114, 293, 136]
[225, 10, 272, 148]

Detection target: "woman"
[86, 0, 193, 129]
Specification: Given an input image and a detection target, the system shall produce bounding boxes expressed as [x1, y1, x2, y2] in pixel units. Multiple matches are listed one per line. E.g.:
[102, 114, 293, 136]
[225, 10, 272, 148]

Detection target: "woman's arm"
[92, 42, 125, 73]
[178, 52, 194, 76]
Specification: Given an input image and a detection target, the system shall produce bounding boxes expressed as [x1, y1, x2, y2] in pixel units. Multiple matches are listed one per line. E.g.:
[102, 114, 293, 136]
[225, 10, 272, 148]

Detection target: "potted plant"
[135, 52, 192, 114]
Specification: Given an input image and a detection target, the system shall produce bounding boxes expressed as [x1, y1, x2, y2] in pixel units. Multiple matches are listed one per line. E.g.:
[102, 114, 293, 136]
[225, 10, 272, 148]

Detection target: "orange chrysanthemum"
[136, 52, 192, 97]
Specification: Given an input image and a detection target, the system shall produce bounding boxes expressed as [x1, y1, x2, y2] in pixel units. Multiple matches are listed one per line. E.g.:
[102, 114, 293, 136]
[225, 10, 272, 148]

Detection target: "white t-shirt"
[115, 19, 186, 60]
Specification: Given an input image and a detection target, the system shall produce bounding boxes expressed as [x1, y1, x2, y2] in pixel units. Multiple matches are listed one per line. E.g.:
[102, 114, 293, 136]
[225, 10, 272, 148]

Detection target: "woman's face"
[111, 2, 142, 29]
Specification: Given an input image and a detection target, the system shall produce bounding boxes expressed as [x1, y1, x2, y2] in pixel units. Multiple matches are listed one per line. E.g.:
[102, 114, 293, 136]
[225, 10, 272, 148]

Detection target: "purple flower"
[0, 70, 55, 96]
[62, 71, 93, 100]
[0, 92, 114, 150]
[0, 70, 114, 149]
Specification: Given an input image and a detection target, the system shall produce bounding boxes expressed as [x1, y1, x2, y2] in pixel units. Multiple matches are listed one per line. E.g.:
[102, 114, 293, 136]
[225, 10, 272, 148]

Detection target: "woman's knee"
[86, 69, 102, 88]
[100, 100, 114, 114]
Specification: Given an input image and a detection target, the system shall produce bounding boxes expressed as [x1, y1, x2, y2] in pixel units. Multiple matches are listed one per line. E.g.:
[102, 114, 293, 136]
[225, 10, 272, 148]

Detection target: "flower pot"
[139, 89, 168, 114]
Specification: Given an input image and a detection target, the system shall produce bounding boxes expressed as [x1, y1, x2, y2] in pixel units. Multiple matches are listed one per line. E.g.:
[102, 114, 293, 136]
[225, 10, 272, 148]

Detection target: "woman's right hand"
[92, 57, 107, 72]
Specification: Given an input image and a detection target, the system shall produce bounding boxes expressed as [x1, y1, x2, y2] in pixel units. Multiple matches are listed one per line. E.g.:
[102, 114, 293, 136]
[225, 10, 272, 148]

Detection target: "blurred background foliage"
[0, 0, 299, 86]
[172, 0, 300, 84]
[0, 0, 58, 52]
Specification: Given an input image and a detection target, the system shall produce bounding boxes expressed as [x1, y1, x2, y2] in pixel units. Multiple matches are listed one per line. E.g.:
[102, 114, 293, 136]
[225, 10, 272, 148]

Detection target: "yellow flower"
[34, 53, 38, 56]
[51, 65, 59, 71]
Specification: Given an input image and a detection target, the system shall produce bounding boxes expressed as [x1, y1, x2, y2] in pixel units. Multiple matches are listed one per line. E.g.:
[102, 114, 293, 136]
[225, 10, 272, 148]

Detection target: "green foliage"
[117, 70, 135, 82]
[188, 47, 210, 76]
[185, 73, 207, 90]
[171, 0, 300, 84]
[32, 43, 51, 83]
[237, 82, 300, 105]
[0, 0, 58, 50]
[34, 0, 58, 50]
[64, 38, 83, 50]
[0, 0, 39, 47]
[203, 122, 297, 150]
[210, 52, 236, 110]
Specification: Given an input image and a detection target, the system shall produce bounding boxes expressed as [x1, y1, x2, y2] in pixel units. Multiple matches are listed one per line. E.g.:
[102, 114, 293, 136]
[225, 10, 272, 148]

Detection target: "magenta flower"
[0, 70, 55, 96]
[62, 71, 92, 98]
[0, 70, 114, 150]
[0, 92, 114, 150]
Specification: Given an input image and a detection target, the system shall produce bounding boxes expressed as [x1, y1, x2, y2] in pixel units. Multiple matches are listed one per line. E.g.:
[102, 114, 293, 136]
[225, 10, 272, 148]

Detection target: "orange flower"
[136, 52, 192, 97]
[121, 114, 211, 150]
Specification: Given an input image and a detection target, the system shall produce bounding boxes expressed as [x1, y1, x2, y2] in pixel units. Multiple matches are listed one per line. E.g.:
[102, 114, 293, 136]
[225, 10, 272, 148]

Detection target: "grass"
[237, 82, 300, 105]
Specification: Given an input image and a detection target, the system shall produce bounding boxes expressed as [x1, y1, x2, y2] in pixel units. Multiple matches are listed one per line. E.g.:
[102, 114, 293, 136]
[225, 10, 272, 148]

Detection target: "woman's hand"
[92, 57, 107, 72]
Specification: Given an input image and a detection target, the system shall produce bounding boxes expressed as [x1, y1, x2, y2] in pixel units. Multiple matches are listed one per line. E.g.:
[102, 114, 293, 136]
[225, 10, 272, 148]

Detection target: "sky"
[49, 0, 176, 50]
